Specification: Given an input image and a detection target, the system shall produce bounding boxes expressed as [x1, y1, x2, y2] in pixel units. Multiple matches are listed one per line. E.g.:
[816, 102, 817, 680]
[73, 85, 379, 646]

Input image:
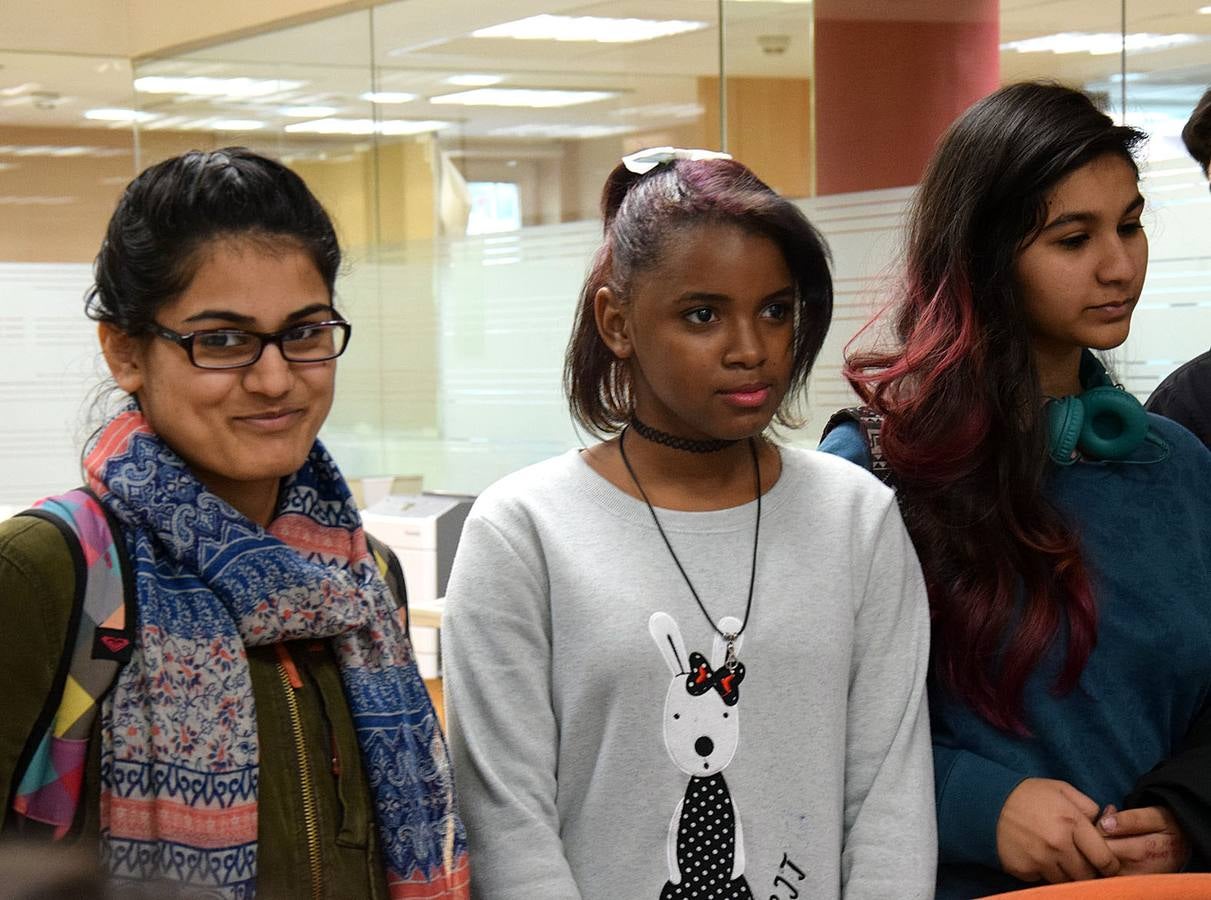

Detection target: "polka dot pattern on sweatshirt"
[659, 773, 754, 900]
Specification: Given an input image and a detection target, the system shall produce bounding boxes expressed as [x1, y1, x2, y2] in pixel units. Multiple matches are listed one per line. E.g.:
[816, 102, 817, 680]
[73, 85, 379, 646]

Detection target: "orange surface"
[425, 677, 445, 731]
[981, 874, 1211, 899]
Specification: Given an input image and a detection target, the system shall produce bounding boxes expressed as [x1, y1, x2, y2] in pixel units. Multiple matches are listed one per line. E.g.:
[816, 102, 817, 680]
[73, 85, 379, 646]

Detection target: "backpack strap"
[366, 531, 410, 639]
[822, 406, 896, 488]
[9, 488, 134, 839]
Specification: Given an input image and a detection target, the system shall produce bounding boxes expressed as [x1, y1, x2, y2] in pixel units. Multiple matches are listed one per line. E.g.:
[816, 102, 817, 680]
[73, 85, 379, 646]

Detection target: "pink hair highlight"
[843, 264, 1098, 735]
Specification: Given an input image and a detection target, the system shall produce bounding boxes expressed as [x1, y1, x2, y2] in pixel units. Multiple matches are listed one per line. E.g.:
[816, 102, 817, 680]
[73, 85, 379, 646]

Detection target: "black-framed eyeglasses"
[149, 319, 352, 369]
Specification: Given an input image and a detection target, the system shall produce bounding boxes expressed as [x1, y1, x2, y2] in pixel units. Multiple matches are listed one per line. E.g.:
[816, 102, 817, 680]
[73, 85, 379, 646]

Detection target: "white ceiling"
[0, 0, 1208, 146]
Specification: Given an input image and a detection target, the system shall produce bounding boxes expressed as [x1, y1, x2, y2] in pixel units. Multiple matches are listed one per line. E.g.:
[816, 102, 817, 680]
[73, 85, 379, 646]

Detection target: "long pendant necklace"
[618, 425, 762, 671]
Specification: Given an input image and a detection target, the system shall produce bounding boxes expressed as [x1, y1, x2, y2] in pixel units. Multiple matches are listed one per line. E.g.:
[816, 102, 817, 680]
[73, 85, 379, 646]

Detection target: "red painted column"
[814, 0, 1000, 195]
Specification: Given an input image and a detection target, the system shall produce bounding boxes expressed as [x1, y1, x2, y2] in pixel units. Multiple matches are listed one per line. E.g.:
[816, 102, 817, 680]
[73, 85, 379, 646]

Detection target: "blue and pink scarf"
[76, 407, 468, 897]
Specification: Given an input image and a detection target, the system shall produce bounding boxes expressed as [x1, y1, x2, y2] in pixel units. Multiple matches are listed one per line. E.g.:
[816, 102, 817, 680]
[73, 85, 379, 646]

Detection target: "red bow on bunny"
[685, 651, 745, 707]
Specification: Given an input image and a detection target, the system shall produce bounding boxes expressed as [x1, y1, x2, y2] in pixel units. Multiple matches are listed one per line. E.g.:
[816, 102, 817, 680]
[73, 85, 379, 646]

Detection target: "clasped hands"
[995, 777, 1190, 883]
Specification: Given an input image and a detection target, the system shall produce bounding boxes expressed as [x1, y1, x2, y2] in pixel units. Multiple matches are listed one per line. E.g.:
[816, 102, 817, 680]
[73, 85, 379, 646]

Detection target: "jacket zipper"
[276, 644, 323, 900]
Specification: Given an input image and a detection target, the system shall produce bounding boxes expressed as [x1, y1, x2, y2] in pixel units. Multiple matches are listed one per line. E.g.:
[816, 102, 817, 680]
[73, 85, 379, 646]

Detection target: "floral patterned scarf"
[85, 406, 469, 898]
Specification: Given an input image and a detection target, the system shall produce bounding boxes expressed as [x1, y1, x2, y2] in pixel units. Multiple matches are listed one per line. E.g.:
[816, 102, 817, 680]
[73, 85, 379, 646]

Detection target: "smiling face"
[1014, 153, 1148, 395]
[598, 223, 795, 442]
[101, 237, 338, 523]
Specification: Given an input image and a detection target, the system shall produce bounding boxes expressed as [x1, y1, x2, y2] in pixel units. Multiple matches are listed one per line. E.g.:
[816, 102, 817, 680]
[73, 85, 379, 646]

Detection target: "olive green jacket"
[0, 515, 396, 899]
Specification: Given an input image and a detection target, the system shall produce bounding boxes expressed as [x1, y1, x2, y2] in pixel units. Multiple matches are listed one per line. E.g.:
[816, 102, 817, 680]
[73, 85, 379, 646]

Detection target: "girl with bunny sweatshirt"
[442, 447, 934, 899]
[441, 151, 935, 900]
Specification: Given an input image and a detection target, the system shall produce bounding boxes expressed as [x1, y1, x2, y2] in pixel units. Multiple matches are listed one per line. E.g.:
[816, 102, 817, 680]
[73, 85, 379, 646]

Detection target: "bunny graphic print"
[650, 611, 754, 900]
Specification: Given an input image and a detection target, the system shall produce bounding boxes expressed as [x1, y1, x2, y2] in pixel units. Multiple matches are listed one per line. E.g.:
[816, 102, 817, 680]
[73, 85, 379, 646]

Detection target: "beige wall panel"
[0, 126, 135, 263]
[292, 153, 375, 252]
[1, 0, 130, 56]
[1, 0, 370, 58]
[376, 138, 438, 243]
[126, 0, 373, 58]
[699, 77, 812, 199]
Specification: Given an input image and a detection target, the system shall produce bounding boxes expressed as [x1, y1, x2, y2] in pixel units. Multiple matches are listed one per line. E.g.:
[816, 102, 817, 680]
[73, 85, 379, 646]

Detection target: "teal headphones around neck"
[1045, 351, 1159, 465]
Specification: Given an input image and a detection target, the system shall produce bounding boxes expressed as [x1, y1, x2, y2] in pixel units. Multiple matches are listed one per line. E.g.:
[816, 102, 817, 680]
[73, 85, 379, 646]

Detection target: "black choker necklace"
[618, 426, 761, 671]
[629, 415, 738, 453]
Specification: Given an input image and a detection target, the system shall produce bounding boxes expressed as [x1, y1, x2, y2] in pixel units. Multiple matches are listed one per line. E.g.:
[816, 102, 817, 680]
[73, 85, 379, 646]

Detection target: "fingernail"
[1102, 815, 1117, 833]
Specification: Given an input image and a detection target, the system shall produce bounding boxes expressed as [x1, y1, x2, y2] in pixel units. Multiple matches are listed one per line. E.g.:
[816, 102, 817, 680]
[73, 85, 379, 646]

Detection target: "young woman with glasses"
[0, 147, 469, 899]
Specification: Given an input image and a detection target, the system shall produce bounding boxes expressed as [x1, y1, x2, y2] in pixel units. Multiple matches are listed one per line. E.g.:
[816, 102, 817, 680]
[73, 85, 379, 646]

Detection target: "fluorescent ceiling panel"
[611, 102, 704, 120]
[378, 119, 450, 135]
[134, 76, 305, 97]
[429, 88, 615, 108]
[471, 14, 708, 43]
[84, 108, 157, 123]
[281, 105, 339, 117]
[361, 91, 417, 104]
[210, 119, 266, 131]
[445, 75, 503, 87]
[284, 117, 449, 135]
[1001, 32, 1201, 55]
[489, 123, 633, 139]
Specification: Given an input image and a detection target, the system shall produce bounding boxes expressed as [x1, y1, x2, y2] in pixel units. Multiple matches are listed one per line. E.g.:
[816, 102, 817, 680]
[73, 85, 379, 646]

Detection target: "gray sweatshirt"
[442, 447, 935, 900]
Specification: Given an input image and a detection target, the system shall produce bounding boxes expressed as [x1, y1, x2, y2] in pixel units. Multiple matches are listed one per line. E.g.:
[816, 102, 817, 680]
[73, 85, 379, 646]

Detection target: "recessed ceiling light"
[84, 108, 157, 123]
[1000, 32, 1201, 54]
[286, 118, 376, 135]
[360, 91, 417, 104]
[429, 88, 616, 108]
[611, 102, 704, 120]
[281, 105, 339, 117]
[133, 76, 305, 98]
[1199, 5, 1211, 13]
[489, 123, 634, 139]
[378, 119, 450, 135]
[284, 117, 448, 135]
[445, 74, 503, 87]
[472, 15, 708, 43]
[210, 119, 267, 131]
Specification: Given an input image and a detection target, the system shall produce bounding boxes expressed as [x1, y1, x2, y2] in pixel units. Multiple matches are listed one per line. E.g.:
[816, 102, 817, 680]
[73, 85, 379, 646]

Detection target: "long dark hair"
[564, 156, 833, 435]
[86, 147, 341, 335]
[845, 83, 1146, 733]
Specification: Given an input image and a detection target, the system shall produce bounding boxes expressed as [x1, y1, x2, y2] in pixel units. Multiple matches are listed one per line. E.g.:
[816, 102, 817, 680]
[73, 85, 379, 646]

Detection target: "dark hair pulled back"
[564, 156, 833, 435]
[86, 147, 340, 335]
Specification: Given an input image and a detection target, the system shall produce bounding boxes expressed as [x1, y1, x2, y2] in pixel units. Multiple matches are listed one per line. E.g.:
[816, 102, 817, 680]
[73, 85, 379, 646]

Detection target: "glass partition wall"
[128, 0, 821, 495]
[1, 1, 1209, 504]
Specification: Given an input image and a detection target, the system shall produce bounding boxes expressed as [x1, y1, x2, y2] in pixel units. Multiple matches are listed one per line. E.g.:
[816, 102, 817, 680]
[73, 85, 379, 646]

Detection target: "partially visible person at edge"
[0, 148, 469, 899]
[442, 149, 936, 899]
[1145, 85, 1211, 446]
[817, 82, 1211, 898]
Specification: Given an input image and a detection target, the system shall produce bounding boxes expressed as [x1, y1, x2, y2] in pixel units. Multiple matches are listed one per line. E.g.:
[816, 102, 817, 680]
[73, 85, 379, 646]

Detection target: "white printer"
[362, 491, 475, 678]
